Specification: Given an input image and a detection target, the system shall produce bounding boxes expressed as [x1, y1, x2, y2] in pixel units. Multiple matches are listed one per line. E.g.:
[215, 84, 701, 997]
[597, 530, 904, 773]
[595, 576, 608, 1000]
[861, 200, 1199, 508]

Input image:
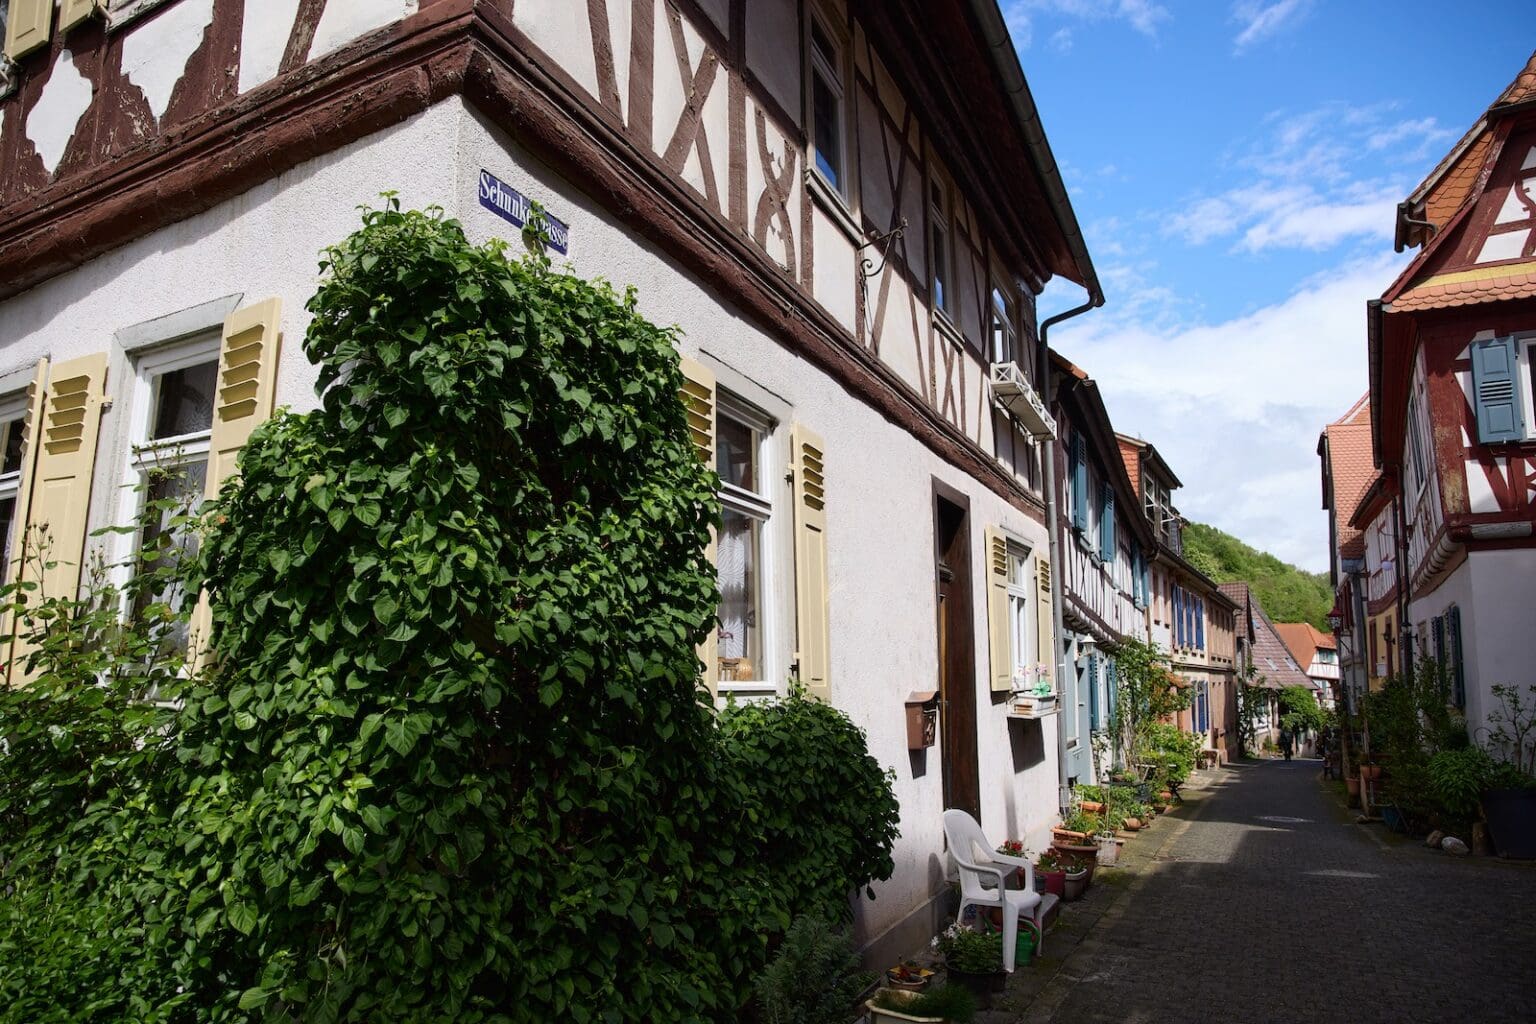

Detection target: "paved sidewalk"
[1010, 759, 1536, 1024]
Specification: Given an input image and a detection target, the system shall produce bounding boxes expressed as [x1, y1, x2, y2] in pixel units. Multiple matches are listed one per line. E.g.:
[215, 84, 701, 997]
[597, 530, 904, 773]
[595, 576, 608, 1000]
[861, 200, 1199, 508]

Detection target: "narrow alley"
[1019, 762, 1536, 1024]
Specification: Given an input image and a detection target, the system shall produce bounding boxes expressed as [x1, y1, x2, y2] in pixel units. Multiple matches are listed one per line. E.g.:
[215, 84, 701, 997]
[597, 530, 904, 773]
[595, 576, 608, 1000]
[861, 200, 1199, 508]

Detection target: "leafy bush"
[753, 916, 871, 1024]
[719, 688, 900, 919]
[1427, 747, 1494, 822]
[933, 925, 1003, 974]
[1277, 685, 1326, 735]
[0, 203, 901, 1023]
[1135, 722, 1200, 786]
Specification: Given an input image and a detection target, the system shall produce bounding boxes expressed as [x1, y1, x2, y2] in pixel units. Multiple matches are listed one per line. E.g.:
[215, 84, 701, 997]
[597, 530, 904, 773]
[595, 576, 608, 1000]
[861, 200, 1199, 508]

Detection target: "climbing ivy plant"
[0, 202, 900, 1023]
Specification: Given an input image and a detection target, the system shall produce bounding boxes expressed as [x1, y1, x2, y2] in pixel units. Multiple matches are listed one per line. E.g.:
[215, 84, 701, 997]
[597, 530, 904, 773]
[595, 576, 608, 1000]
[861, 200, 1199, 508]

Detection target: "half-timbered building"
[1047, 354, 1153, 784]
[1118, 432, 1239, 762]
[1318, 394, 1377, 707]
[1369, 50, 1536, 734]
[0, 0, 1100, 964]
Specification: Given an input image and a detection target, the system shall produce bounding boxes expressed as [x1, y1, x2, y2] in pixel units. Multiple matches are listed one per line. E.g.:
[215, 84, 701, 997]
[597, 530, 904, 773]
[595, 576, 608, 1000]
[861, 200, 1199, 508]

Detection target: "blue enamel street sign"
[478, 169, 570, 254]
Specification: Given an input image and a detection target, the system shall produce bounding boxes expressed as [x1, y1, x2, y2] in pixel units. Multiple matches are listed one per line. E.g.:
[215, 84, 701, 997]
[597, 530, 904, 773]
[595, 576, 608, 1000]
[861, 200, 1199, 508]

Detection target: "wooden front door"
[935, 492, 980, 821]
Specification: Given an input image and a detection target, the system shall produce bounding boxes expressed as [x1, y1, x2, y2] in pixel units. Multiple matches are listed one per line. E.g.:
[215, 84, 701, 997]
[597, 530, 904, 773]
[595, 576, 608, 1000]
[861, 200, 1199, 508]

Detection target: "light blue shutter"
[1100, 484, 1115, 560]
[1470, 336, 1524, 443]
[1072, 435, 1088, 531]
[1141, 559, 1151, 609]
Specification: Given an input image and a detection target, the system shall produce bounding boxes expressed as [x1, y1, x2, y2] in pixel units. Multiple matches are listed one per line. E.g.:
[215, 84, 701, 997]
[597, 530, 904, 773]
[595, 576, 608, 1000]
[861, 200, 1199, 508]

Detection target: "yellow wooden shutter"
[678, 355, 718, 694]
[17, 353, 108, 625]
[190, 298, 283, 665]
[985, 526, 1011, 692]
[3, 0, 52, 59]
[59, 0, 100, 33]
[204, 298, 283, 500]
[1035, 553, 1054, 688]
[2, 360, 50, 683]
[791, 424, 830, 703]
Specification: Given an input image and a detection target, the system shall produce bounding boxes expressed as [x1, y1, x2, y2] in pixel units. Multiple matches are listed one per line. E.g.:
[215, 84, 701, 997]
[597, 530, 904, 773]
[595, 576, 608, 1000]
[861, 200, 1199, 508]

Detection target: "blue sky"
[1009, 1, 1536, 571]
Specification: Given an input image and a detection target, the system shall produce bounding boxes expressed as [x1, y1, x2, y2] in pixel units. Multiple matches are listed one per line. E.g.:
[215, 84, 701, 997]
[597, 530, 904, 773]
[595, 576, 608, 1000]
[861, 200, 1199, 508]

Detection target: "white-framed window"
[0, 395, 28, 584]
[1517, 335, 1536, 439]
[1006, 543, 1033, 680]
[930, 177, 951, 313]
[715, 393, 777, 690]
[990, 283, 1016, 366]
[114, 335, 220, 649]
[807, 16, 847, 198]
[1405, 388, 1428, 507]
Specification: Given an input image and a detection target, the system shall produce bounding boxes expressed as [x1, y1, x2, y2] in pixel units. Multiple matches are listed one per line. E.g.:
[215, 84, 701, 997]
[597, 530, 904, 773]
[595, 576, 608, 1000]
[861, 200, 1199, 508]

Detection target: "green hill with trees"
[1181, 521, 1332, 630]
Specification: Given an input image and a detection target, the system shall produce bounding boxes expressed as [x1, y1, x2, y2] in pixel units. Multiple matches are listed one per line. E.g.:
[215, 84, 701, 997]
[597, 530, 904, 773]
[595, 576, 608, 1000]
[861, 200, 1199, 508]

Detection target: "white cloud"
[1049, 251, 1409, 572]
[1162, 102, 1436, 253]
[1231, 0, 1312, 52]
[1003, 0, 1171, 50]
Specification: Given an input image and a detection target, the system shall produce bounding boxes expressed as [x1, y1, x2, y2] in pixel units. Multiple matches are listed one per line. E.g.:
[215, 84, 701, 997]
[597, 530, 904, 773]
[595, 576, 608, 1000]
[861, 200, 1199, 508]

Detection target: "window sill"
[805, 168, 862, 247]
[109, 0, 179, 32]
[933, 308, 966, 348]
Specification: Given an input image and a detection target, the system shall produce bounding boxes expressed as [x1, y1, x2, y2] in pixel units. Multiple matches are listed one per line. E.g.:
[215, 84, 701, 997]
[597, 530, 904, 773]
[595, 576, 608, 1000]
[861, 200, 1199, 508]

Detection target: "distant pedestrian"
[1280, 727, 1294, 762]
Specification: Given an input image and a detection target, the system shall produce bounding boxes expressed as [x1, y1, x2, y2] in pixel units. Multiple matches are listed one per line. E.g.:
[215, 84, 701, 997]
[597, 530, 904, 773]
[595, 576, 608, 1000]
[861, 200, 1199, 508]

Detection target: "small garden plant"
[871, 984, 978, 1021]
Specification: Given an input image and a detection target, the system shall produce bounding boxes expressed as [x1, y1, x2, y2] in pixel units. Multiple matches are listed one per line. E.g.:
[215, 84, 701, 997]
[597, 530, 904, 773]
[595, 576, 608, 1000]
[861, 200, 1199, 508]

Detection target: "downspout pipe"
[1040, 294, 1102, 817]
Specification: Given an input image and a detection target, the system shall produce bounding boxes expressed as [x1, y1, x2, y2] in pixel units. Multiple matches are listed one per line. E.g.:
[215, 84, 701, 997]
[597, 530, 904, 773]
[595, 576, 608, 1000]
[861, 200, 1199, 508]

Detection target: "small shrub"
[753, 916, 872, 1024]
[871, 984, 977, 1022]
[933, 925, 1003, 974]
[1426, 747, 1493, 823]
[719, 687, 900, 922]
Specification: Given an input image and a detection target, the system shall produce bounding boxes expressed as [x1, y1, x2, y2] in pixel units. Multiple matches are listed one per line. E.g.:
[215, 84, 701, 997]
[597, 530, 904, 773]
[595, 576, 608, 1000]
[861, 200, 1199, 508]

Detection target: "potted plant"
[1036, 852, 1066, 896]
[995, 839, 1030, 888]
[1062, 862, 1089, 901]
[933, 925, 1005, 1007]
[867, 984, 978, 1024]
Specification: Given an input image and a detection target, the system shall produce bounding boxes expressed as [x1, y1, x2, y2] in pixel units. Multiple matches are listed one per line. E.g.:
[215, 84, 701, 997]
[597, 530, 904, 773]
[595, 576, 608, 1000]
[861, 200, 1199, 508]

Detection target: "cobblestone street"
[1016, 760, 1536, 1024]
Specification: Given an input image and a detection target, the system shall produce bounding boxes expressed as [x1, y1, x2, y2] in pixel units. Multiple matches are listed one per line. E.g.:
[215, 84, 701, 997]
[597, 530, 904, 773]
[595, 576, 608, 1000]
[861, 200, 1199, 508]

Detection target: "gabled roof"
[1273, 622, 1337, 669]
[1395, 49, 1536, 251]
[1220, 582, 1311, 689]
[1248, 603, 1315, 691]
[1320, 399, 1376, 560]
[1114, 431, 1182, 492]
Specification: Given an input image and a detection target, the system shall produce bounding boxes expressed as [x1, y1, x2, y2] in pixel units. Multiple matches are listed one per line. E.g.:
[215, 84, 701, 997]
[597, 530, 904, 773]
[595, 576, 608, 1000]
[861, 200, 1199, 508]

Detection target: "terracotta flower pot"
[1079, 800, 1105, 814]
[1345, 776, 1361, 795]
[1360, 764, 1382, 781]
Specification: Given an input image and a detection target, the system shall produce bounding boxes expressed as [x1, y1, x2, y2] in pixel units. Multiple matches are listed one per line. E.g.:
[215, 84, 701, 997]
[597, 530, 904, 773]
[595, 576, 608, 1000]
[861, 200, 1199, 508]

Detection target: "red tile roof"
[1273, 622, 1337, 670]
[1401, 50, 1536, 248]
[1387, 261, 1536, 313]
[1323, 402, 1375, 560]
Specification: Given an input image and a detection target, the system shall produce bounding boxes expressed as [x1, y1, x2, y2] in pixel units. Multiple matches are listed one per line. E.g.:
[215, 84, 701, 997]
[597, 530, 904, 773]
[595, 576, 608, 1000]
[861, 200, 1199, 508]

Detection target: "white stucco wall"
[1411, 547, 1536, 741]
[0, 95, 1062, 955]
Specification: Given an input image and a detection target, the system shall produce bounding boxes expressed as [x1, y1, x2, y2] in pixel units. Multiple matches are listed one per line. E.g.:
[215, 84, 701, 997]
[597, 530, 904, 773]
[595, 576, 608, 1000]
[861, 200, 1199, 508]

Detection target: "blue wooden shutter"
[1448, 606, 1465, 709]
[1196, 598, 1205, 650]
[1072, 435, 1088, 531]
[1100, 483, 1115, 560]
[1470, 336, 1524, 443]
[1174, 587, 1183, 646]
[1141, 559, 1151, 610]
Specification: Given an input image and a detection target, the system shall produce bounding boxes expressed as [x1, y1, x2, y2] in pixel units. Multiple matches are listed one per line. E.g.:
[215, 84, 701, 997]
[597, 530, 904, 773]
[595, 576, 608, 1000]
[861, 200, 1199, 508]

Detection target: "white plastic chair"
[942, 808, 1048, 971]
